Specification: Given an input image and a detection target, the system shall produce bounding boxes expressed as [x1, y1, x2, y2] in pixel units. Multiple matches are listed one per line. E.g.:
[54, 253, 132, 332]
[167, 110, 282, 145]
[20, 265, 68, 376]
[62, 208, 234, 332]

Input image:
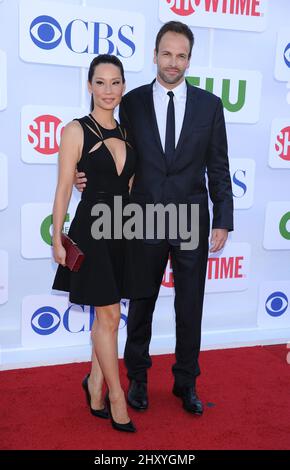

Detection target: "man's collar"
[153, 78, 187, 101]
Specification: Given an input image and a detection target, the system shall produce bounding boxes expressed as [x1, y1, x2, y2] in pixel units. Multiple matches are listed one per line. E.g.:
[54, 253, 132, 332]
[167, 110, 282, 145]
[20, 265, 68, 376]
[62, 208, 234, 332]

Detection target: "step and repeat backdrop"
[0, 0, 289, 368]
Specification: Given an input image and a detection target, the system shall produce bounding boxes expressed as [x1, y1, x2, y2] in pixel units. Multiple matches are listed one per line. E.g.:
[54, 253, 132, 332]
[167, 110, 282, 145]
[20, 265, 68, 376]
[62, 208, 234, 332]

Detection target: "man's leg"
[170, 237, 208, 412]
[124, 240, 170, 383]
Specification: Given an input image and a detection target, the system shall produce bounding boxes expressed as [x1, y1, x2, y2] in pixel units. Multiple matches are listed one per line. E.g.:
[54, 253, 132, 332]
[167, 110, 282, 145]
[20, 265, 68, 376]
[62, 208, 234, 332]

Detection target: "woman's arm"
[52, 121, 83, 265]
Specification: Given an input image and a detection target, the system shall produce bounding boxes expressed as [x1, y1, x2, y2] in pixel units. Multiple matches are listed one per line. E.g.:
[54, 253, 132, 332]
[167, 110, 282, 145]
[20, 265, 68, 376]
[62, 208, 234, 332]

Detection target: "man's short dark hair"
[155, 21, 194, 58]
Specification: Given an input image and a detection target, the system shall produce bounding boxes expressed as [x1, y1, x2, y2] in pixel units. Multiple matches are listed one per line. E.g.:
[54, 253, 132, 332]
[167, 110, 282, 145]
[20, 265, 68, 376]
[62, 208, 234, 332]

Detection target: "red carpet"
[1, 345, 290, 450]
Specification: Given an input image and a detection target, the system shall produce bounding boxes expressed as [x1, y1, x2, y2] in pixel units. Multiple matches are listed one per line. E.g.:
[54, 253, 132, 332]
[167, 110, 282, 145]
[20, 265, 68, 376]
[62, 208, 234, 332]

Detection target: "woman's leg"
[92, 303, 130, 424]
[88, 347, 105, 410]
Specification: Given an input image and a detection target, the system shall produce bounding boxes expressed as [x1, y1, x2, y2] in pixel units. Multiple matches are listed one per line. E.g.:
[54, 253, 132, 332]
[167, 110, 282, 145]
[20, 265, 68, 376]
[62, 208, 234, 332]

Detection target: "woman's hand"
[75, 170, 87, 192]
[53, 243, 66, 267]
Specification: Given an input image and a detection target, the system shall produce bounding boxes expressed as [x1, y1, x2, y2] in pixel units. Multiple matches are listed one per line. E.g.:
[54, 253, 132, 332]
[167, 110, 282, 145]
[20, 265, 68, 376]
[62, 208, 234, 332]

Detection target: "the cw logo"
[279, 212, 290, 240]
[187, 76, 246, 112]
[40, 213, 70, 245]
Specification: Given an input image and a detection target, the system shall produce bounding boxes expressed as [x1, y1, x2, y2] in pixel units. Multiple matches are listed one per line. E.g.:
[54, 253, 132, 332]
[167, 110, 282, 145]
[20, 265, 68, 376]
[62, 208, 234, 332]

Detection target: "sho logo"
[269, 119, 290, 168]
[30, 15, 62, 50]
[28, 115, 64, 155]
[275, 126, 290, 161]
[265, 292, 288, 317]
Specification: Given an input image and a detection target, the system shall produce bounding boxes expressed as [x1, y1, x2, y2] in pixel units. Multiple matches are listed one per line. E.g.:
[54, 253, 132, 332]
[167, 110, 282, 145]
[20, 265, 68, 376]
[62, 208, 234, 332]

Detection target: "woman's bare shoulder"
[61, 120, 83, 141]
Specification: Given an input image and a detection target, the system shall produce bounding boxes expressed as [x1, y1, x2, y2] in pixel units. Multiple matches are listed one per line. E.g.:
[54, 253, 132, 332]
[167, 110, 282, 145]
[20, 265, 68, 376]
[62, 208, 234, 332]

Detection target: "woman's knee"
[95, 305, 120, 331]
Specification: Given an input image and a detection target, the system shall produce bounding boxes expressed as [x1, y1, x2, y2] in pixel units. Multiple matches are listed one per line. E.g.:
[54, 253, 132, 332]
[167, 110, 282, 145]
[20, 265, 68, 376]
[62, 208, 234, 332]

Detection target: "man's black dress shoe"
[127, 380, 148, 410]
[172, 385, 203, 415]
[82, 374, 109, 419]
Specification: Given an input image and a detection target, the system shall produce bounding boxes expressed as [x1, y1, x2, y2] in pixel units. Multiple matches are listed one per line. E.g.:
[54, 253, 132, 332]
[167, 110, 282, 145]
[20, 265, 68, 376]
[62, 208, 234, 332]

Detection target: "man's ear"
[153, 49, 157, 65]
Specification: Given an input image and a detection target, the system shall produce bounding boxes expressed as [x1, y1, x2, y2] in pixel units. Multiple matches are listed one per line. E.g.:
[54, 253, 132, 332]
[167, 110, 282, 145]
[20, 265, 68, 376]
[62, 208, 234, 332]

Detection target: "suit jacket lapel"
[173, 81, 199, 163]
[142, 80, 164, 156]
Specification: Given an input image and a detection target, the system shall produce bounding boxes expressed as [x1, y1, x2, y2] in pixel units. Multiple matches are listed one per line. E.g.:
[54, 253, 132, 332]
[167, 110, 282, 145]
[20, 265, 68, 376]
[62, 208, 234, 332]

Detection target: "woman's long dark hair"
[88, 54, 125, 112]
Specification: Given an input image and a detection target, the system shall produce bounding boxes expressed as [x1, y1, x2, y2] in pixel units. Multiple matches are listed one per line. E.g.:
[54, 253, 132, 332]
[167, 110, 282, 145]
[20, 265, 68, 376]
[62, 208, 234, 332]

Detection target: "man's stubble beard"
[158, 68, 186, 86]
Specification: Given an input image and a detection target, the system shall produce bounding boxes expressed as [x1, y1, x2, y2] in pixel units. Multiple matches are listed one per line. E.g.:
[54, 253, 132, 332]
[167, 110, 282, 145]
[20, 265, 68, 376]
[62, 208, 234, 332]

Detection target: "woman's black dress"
[52, 114, 153, 306]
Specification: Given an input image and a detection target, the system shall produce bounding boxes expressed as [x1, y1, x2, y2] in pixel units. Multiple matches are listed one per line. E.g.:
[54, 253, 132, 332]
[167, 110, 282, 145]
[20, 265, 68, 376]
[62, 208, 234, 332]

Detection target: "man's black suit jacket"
[119, 80, 234, 244]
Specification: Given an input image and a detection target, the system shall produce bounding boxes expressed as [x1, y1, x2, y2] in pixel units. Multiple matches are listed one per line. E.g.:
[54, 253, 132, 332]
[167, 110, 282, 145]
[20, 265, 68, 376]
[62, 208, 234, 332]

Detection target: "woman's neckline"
[89, 113, 118, 130]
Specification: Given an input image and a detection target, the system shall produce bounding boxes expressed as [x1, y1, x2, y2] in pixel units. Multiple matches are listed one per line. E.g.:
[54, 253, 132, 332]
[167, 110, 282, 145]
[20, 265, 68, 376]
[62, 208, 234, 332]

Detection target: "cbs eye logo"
[31, 304, 128, 335]
[30, 16, 62, 50]
[120, 300, 129, 329]
[31, 306, 61, 335]
[265, 291, 289, 317]
[284, 43, 290, 68]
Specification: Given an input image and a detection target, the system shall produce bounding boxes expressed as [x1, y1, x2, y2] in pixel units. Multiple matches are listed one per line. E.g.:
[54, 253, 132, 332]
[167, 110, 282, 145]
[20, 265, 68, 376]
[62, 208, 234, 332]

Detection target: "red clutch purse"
[61, 233, 85, 272]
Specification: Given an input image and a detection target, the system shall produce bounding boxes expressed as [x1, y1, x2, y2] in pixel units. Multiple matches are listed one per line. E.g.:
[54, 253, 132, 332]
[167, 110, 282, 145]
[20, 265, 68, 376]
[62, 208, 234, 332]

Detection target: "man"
[76, 21, 233, 415]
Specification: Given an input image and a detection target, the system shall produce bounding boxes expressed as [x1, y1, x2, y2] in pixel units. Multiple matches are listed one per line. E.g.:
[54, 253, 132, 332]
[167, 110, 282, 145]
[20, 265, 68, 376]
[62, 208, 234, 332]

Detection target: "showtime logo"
[206, 242, 251, 292]
[159, 242, 251, 296]
[159, 0, 267, 32]
[21, 105, 85, 164]
[166, 0, 262, 16]
[275, 127, 290, 161]
[269, 119, 290, 168]
[28, 115, 63, 155]
[207, 255, 243, 280]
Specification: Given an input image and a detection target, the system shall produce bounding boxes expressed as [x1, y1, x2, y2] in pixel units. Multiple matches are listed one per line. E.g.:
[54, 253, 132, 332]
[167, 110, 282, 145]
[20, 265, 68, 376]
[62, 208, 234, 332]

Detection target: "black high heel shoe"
[82, 374, 109, 419]
[106, 394, 136, 433]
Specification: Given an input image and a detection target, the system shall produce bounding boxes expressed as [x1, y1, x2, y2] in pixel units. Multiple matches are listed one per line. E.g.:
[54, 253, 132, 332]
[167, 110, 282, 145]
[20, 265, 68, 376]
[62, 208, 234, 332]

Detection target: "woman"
[52, 54, 149, 433]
